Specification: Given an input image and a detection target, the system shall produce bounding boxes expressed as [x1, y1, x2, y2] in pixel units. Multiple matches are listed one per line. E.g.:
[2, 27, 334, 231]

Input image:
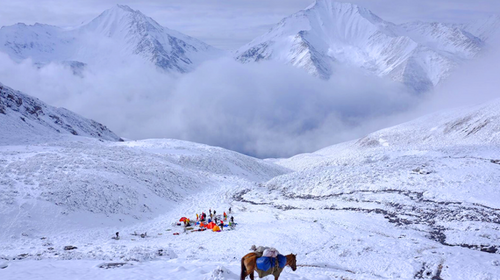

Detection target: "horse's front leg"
[250, 272, 254, 280]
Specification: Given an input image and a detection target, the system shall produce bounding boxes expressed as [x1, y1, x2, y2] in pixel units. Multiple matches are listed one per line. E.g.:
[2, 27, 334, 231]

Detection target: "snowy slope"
[0, 5, 223, 73]
[462, 15, 500, 42]
[0, 137, 288, 239]
[0, 82, 121, 145]
[276, 98, 500, 171]
[235, 0, 490, 92]
[242, 98, 500, 278]
[1, 94, 500, 279]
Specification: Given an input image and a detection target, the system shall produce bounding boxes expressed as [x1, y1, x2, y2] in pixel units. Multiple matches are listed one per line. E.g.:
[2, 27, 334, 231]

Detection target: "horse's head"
[287, 254, 297, 271]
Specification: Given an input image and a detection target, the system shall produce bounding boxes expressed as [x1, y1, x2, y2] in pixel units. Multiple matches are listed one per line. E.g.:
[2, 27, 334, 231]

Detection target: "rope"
[297, 264, 324, 268]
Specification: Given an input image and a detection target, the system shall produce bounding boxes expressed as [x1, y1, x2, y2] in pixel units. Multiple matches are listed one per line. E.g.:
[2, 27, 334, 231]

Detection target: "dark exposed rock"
[234, 188, 500, 254]
[98, 262, 128, 269]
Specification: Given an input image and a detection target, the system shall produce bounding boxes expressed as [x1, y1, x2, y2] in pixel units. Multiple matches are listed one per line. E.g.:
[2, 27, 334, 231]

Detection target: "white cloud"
[2, 36, 499, 158]
[412, 35, 500, 116]
[0, 52, 420, 158]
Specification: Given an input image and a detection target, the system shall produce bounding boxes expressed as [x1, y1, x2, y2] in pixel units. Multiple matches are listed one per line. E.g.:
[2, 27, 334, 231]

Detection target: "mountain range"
[1, 1, 499, 92]
[0, 4, 223, 73]
[235, 0, 500, 92]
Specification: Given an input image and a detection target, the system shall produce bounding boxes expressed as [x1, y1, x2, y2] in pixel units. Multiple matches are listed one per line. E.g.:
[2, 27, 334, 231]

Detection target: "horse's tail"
[240, 257, 247, 280]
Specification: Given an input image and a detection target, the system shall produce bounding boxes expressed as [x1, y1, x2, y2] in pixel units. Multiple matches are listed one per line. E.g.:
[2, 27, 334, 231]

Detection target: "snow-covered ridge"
[0, 137, 289, 237]
[0, 80, 289, 235]
[121, 139, 290, 180]
[242, 98, 500, 275]
[1, 89, 499, 279]
[0, 4, 223, 73]
[462, 15, 500, 42]
[236, 0, 496, 92]
[276, 98, 500, 172]
[0, 82, 122, 145]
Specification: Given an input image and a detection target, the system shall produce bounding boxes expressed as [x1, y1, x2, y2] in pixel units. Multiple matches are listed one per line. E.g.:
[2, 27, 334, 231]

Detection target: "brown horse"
[240, 252, 297, 280]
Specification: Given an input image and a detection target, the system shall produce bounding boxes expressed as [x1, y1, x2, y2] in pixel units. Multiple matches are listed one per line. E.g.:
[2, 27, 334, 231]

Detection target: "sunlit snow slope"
[1, 85, 499, 279]
[0, 83, 288, 238]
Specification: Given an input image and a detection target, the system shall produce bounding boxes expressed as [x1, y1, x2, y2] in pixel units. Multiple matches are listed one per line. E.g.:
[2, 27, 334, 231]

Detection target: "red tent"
[179, 217, 188, 222]
[206, 222, 216, 229]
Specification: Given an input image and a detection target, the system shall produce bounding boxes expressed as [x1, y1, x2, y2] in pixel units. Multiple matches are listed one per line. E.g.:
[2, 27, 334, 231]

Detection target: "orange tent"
[212, 225, 221, 232]
[206, 222, 216, 229]
[199, 222, 206, 228]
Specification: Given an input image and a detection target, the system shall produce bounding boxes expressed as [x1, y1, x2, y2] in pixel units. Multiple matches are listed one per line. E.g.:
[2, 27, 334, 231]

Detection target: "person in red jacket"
[219, 220, 224, 231]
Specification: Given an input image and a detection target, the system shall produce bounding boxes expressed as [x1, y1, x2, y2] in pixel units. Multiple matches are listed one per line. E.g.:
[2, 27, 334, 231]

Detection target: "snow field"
[2, 98, 500, 279]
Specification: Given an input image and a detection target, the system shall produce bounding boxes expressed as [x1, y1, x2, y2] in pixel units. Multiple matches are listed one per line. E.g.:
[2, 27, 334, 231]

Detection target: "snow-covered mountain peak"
[115, 4, 135, 13]
[308, 0, 382, 23]
[236, 0, 412, 80]
[236, 0, 492, 92]
[81, 4, 161, 37]
[0, 5, 223, 73]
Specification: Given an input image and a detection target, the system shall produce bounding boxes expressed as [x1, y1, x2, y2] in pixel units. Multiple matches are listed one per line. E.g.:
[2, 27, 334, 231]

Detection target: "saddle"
[255, 254, 287, 278]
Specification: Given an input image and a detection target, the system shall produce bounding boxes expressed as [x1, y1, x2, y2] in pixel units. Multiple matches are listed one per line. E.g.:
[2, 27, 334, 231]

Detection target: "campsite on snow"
[1, 1, 500, 280]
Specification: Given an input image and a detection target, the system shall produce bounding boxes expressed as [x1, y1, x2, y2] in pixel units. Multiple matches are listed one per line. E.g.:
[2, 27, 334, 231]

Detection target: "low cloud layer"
[0, 52, 422, 158]
[410, 35, 500, 118]
[6, 45, 500, 158]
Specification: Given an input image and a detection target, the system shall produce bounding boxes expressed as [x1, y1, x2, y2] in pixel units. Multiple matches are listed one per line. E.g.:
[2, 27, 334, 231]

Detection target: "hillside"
[0, 82, 121, 145]
[1, 97, 499, 279]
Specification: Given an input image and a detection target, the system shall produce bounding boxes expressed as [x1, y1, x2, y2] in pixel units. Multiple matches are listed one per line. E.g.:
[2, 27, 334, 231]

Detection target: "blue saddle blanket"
[256, 255, 286, 271]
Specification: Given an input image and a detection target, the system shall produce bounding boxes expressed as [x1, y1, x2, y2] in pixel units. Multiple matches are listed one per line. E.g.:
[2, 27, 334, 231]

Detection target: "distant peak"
[306, 0, 382, 23]
[309, 0, 362, 11]
[95, 4, 149, 22]
[115, 4, 135, 13]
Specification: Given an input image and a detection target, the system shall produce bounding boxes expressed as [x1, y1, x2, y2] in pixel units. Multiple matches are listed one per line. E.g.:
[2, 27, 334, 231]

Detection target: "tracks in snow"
[234, 188, 500, 254]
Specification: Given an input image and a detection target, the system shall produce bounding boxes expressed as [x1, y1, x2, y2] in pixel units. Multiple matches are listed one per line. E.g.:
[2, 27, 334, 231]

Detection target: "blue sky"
[1, 0, 499, 49]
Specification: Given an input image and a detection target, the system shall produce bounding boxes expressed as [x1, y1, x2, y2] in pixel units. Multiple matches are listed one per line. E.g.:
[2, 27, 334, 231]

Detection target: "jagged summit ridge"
[236, 0, 493, 92]
[308, 0, 385, 25]
[0, 4, 223, 73]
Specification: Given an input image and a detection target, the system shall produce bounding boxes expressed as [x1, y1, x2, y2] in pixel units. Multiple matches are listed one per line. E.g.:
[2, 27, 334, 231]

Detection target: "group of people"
[195, 207, 235, 231]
